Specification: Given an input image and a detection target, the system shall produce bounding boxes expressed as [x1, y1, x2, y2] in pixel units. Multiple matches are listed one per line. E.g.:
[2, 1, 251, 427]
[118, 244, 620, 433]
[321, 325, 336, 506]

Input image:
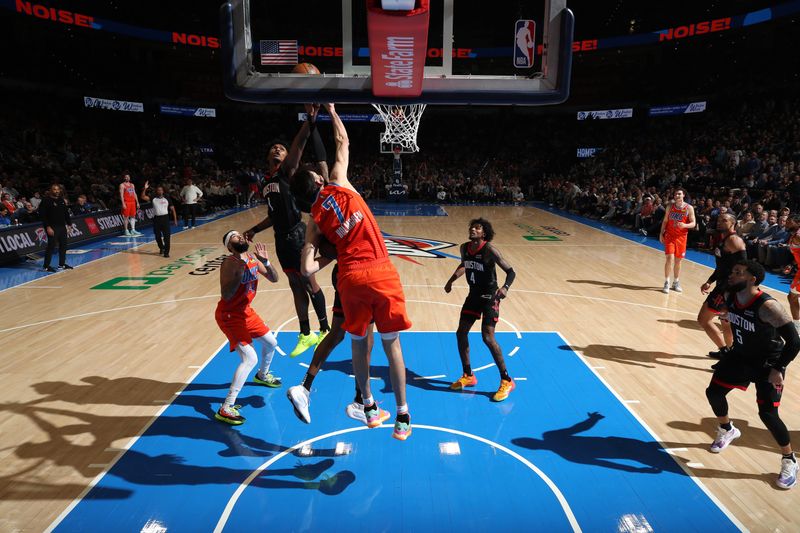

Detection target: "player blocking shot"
[291, 103, 413, 441]
[444, 218, 517, 401]
[214, 231, 283, 425]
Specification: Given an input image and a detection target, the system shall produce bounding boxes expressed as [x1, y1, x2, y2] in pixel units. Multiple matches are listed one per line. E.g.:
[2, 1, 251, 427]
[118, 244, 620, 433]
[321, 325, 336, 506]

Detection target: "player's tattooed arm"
[488, 244, 515, 299]
[760, 299, 800, 389]
[759, 299, 793, 328]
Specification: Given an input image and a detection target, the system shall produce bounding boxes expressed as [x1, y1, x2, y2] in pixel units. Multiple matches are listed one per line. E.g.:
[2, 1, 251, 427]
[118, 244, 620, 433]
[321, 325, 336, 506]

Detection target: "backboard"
[220, 0, 573, 105]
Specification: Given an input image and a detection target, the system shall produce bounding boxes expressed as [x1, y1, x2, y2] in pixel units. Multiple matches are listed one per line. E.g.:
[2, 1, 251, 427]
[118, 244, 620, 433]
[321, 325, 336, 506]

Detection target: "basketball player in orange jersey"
[214, 230, 282, 425]
[784, 215, 800, 332]
[699, 213, 746, 360]
[444, 218, 517, 401]
[291, 103, 413, 441]
[658, 188, 696, 293]
[119, 173, 141, 237]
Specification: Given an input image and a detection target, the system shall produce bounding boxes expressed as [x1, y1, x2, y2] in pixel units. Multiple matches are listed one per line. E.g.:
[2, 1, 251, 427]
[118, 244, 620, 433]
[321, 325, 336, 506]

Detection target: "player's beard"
[231, 241, 249, 253]
[728, 281, 747, 293]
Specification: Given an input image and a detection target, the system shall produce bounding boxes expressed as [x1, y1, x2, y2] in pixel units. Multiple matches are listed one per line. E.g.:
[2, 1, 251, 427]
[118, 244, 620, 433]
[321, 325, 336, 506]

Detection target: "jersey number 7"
[322, 195, 345, 224]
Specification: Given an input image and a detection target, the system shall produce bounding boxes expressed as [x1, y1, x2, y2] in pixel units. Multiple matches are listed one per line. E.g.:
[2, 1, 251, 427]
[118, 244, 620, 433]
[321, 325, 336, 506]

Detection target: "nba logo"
[514, 20, 535, 68]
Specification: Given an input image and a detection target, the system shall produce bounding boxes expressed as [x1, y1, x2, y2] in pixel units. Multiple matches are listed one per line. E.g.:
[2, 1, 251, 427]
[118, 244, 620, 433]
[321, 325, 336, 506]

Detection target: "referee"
[39, 183, 72, 272]
[141, 181, 178, 258]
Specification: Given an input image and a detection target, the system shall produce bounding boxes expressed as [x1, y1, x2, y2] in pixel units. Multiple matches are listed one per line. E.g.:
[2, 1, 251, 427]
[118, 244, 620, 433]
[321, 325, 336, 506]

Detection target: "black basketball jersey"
[263, 167, 301, 235]
[462, 241, 497, 291]
[726, 291, 783, 365]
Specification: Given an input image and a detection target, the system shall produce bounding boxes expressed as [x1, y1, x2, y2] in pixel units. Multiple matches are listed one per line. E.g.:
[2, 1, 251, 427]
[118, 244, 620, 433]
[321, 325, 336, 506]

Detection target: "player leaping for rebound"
[244, 105, 330, 358]
[291, 103, 413, 441]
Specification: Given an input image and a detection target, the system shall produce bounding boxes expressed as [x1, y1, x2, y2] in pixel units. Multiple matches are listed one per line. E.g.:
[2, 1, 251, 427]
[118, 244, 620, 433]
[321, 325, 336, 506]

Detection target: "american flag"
[260, 40, 298, 65]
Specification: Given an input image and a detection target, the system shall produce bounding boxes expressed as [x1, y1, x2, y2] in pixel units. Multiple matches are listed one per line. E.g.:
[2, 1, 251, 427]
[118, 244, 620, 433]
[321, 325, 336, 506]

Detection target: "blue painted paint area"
[535, 203, 792, 293]
[55, 332, 737, 532]
[0, 207, 249, 291]
[368, 202, 448, 217]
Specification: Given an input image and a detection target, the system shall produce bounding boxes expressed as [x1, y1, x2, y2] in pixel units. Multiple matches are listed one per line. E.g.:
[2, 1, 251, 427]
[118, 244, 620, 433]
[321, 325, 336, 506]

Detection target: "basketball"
[292, 63, 320, 75]
[317, 235, 337, 259]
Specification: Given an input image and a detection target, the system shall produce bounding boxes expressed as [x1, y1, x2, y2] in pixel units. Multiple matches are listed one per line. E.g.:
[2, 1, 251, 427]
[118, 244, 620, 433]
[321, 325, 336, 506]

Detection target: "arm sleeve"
[775, 322, 800, 370]
[307, 121, 327, 163]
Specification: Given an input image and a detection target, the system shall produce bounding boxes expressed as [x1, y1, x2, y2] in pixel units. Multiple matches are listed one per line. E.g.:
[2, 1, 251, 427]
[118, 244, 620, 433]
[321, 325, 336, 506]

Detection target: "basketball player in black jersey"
[705, 259, 799, 489]
[244, 105, 330, 358]
[444, 218, 516, 401]
[699, 213, 746, 359]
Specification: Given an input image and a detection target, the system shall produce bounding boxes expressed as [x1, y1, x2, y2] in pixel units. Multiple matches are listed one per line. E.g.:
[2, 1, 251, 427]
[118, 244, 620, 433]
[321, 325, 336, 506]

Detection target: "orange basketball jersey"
[122, 183, 137, 203]
[311, 184, 388, 269]
[664, 202, 691, 239]
[215, 255, 260, 316]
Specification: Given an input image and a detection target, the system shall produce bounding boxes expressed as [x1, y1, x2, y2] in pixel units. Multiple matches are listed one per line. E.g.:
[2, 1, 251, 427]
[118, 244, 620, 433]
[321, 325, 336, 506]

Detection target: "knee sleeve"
[257, 331, 278, 350]
[705, 382, 730, 417]
[235, 342, 259, 369]
[380, 331, 399, 341]
[759, 406, 791, 447]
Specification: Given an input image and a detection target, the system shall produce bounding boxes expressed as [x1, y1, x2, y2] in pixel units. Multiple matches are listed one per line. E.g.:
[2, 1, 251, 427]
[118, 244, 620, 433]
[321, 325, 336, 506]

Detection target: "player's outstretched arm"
[253, 242, 279, 283]
[284, 106, 318, 179]
[140, 181, 151, 202]
[323, 104, 353, 190]
[244, 213, 273, 241]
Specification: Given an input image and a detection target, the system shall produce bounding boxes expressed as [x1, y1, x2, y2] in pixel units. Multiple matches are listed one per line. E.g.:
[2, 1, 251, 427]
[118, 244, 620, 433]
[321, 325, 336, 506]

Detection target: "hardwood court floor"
[0, 205, 797, 531]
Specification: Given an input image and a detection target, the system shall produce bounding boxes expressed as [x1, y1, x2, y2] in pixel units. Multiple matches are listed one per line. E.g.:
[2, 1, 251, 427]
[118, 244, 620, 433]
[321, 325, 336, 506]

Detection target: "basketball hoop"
[372, 103, 427, 153]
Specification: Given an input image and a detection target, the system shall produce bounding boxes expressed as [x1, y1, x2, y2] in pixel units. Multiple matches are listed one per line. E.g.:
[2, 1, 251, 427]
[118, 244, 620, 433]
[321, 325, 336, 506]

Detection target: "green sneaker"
[289, 332, 319, 357]
[215, 404, 245, 425]
[317, 330, 329, 344]
[253, 372, 282, 388]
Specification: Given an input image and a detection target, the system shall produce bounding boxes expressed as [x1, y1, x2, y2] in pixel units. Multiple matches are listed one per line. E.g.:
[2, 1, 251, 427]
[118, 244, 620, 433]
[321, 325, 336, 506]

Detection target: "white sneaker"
[671, 280, 683, 293]
[345, 401, 367, 423]
[662, 281, 670, 294]
[287, 385, 311, 424]
[183, 226, 189, 230]
[777, 457, 798, 489]
[710, 424, 741, 453]
[124, 230, 132, 237]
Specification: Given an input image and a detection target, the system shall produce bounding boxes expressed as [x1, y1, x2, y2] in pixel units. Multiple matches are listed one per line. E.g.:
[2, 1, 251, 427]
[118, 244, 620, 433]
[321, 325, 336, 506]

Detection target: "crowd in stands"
[3, 88, 800, 282]
[537, 93, 800, 275]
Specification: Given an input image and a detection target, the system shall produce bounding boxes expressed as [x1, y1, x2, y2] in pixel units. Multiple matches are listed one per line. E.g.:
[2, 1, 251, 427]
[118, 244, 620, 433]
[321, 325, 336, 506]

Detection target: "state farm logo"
[383, 36, 415, 89]
[382, 232, 457, 265]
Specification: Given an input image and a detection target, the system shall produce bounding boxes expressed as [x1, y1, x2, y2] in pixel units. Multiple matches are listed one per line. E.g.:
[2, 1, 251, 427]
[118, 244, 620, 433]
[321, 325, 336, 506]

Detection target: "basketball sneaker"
[253, 372, 282, 388]
[661, 281, 670, 294]
[215, 404, 245, 425]
[710, 423, 741, 453]
[492, 378, 515, 402]
[671, 280, 683, 293]
[450, 373, 478, 390]
[345, 401, 367, 423]
[777, 457, 798, 489]
[393, 417, 412, 441]
[287, 385, 311, 424]
[290, 332, 319, 357]
[124, 230, 133, 237]
[364, 404, 390, 428]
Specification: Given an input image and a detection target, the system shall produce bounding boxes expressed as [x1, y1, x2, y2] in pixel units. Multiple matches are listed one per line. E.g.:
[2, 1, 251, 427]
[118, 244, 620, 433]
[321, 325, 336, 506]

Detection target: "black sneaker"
[60, 264, 73, 270]
[44, 266, 57, 273]
[164, 252, 170, 258]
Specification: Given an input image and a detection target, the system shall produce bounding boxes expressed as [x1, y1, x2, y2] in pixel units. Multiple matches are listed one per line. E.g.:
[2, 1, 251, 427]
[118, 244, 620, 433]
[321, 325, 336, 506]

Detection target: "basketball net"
[372, 103, 427, 153]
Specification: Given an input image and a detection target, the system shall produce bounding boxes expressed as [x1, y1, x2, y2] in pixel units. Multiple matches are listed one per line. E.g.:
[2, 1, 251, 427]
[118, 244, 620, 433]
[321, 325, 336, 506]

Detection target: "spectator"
[180, 178, 203, 230]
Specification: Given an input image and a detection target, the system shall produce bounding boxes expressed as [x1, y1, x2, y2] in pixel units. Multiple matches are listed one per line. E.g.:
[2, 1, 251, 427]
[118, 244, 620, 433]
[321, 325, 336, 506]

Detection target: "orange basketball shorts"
[664, 234, 687, 259]
[122, 201, 137, 218]
[337, 259, 412, 337]
[215, 308, 269, 351]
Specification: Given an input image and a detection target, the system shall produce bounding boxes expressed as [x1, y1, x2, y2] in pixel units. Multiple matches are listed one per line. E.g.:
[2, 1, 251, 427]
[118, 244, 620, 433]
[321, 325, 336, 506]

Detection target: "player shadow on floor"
[512, 412, 775, 483]
[656, 318, 705, 331]
[559, 344, 712, 372]
[0, 400, 354, 500]
[319, 359, 496, 400]
[566, 279, 665, 292]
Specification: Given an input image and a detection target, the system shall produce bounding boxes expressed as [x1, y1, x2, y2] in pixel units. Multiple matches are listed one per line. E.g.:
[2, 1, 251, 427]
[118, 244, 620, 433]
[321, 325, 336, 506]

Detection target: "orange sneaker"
[492, 379, 515, 402]
[450, 373, 478, 390]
